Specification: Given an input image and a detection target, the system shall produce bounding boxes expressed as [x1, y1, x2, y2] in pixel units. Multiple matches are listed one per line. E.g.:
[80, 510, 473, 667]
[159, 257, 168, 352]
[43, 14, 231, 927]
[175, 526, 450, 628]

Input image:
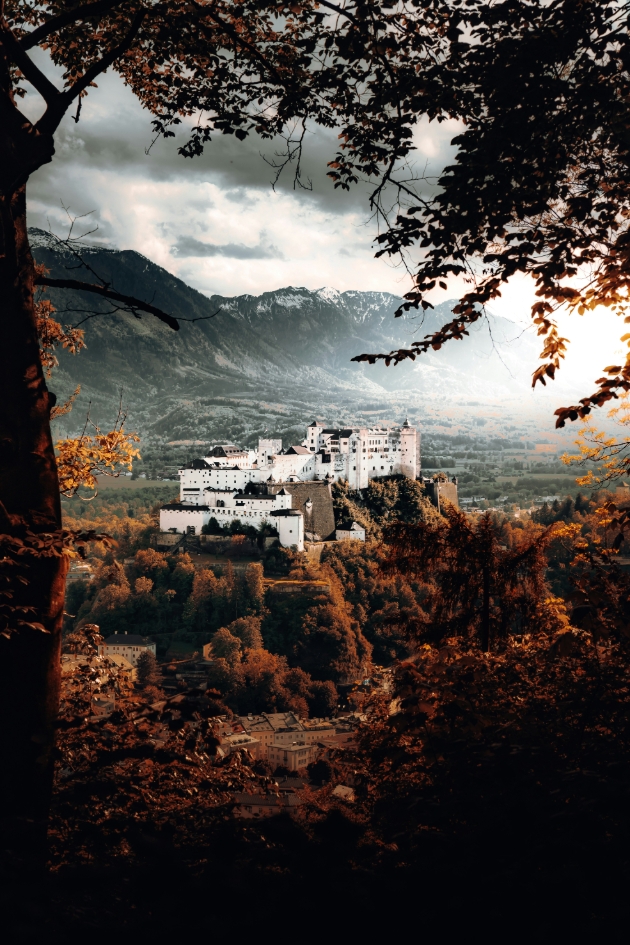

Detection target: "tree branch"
[35, 275, 180, 331]
[0, 20, 59, 103]
[37, 8, 145, 134]
[316, 0, 360, 28]
[20, 0, 127, 51]
[191, 0, 283, 86]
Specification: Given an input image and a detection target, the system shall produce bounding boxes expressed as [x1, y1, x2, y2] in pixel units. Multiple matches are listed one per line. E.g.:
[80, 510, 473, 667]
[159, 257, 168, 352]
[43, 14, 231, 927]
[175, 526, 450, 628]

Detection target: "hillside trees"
[135, 649, 160, 691]
[205, 643, 337, 717]
[384, 506, 574, 650]
[322, 539, 431, 663]
[331, 476, 440, 539]
[356, 634, 630, 933]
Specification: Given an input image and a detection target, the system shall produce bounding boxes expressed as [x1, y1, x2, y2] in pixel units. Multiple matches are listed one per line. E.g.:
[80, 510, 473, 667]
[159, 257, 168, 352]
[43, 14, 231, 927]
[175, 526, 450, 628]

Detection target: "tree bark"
[0, 185, 67, 879]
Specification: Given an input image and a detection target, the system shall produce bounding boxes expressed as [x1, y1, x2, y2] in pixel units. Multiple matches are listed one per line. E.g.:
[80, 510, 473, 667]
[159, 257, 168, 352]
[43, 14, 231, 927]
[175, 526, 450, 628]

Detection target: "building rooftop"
[161, 502, 211, 511]
[181, 458, 209, 470]
[268, 481, 335, 540]
[238, 715, 274, 733]
[102, 634, 154, 646]
[262, 711, 303, 730]
[207, 445, 249, 457]
[285, 445, 311, 455]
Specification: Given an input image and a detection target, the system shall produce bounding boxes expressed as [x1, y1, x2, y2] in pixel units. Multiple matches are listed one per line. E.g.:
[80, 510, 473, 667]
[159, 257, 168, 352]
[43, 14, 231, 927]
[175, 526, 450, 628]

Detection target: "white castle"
[159, 419, 420, 550]
[181, 419, 418, 493]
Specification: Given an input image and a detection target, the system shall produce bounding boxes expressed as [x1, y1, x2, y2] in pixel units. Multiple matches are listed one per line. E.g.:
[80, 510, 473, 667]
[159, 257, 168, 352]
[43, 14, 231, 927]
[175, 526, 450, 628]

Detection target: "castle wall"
[160, 505, 210, 535]
[425, 478, 459, 510]
[268, 481, 335, 541]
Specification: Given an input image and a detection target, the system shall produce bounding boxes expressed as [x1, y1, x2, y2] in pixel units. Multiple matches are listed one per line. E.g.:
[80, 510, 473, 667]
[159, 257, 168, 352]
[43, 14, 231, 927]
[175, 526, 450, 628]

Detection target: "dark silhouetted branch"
[1, 22, 59, 103]
[37, 9, 145, 134]
[20, 0, 127, 51]
[35, 275, 180, 331]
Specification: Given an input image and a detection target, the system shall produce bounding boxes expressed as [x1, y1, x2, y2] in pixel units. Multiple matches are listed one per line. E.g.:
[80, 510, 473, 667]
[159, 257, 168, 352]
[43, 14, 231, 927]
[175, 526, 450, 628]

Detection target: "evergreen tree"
[136, 652, 161, 690]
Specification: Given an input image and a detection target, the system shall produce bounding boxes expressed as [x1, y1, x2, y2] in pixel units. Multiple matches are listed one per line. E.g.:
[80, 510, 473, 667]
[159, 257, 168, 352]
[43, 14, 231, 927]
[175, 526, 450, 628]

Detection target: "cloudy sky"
[23, 60, 626, 391]
[25, 62, 462, 300]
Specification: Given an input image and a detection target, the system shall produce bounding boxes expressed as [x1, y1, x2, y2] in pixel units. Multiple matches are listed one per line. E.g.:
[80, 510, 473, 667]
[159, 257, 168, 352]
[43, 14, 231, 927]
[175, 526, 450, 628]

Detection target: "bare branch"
[262, 119, 312, 191]
[35, 275, 180, 331]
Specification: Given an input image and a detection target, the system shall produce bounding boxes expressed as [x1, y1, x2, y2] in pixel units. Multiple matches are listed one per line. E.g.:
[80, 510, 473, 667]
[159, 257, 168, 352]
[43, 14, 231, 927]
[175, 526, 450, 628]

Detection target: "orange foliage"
[35, 274, 141, 495]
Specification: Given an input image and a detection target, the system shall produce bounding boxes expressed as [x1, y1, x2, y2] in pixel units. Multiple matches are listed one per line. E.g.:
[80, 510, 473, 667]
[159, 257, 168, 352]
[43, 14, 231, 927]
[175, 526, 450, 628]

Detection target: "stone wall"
[268, 481, 335, 540]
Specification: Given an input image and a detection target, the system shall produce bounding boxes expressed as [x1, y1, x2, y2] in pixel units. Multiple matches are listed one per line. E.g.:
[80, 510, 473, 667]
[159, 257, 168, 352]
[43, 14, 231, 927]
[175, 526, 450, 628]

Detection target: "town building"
[232, 792, 302, 818]
[221, 732, 261, 758]
[97, 632, 156, 666]
[267, 740, 321, 771]
[237, 712, 335, 760]
[91, 694, 116, 717]
[331, 784, 355, 802]
[335, 521, 366, 542]
[236, 715, 276, 755]
[102, 652, 136, 682]
[66, 561, 94, 585]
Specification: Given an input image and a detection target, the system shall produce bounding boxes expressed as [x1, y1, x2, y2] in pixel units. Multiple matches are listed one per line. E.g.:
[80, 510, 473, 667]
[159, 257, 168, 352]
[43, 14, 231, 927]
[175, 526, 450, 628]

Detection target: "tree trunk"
[0, 186, 67, 879]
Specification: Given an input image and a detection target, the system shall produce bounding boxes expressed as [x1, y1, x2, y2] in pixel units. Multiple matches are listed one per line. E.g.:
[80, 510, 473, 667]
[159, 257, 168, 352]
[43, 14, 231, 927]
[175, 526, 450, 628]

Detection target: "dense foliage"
[41, 490, 630, 938]
[331, 475, 441, 538]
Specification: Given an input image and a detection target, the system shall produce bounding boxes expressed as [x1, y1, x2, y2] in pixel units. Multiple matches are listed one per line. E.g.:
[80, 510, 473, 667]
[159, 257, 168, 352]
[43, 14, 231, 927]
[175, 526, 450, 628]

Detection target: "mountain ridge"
[31, 230, 558, 443]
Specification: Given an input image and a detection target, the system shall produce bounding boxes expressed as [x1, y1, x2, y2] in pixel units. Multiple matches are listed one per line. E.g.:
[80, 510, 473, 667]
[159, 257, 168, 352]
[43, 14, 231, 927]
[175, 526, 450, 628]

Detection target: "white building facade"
[270, 509, 304, 552]
[98, 633, 156, 665]
[176, 420, 419, 496]
[160, 485, 298, 544]
[335, 522, 366, 542]
[161, 420, 420, 545]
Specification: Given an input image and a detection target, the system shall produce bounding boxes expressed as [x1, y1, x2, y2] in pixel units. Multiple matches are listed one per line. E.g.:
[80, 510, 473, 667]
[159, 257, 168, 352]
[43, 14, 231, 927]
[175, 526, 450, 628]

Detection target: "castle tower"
[305, 420, 324, 452]
[399, 418, 417, 479]
[259, 438, 282, 466]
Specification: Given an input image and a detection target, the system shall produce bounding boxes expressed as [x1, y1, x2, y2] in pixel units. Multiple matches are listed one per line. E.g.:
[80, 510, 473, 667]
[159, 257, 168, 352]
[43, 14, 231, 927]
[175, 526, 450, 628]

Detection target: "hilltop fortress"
[179, 419, 420, 495]
[159, 419, 456, 549]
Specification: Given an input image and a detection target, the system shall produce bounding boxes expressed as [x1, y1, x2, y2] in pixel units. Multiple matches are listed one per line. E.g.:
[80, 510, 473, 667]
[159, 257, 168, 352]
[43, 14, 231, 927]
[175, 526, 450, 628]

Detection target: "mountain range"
[32, 230, 565, 445]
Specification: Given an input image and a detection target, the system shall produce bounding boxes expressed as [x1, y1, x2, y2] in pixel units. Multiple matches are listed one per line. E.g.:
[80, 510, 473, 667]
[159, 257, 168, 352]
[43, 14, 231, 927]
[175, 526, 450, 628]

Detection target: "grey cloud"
[172, 236, 284, 260]
[24, 69, 361, 215]
[29, 70, 450, 220]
